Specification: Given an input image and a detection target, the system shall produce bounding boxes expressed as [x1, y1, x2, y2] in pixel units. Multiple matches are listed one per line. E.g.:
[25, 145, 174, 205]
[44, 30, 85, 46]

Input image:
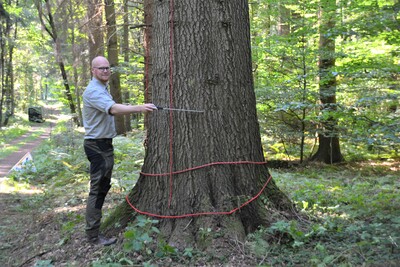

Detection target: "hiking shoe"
[88, 234, 117, 246]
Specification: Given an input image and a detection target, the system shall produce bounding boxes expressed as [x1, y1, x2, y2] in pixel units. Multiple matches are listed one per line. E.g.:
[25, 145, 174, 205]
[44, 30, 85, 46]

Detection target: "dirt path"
[0, 107, 115, 267]
[0, 123, 53, 178]
[0, 105, 61, 178]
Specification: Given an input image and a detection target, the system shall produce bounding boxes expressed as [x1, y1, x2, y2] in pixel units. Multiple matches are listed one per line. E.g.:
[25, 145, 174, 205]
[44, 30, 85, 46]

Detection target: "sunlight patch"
[0, 179, 42, 194]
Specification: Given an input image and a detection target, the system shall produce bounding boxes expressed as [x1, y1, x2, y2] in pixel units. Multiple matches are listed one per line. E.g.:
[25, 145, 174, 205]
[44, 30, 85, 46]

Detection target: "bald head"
[92, 56, 109, 68]
[91, 56, 111, 84]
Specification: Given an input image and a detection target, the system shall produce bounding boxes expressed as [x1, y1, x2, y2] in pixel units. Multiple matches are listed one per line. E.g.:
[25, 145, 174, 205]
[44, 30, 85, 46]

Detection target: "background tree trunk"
[105, 0, 125, 134]
[0, 4, 12, 127]
[70, 1, 83, 126]
[312, 0, 344, 164]
[122, 0, 132, 132]
[143, 0, 153, 130]
[86, 0, 104, 61]
[105, 0, 295, 250]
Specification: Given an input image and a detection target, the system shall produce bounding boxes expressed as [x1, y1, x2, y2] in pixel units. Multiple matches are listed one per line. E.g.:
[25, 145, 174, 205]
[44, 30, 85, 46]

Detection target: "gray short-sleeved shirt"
[83, 78, 117, 139]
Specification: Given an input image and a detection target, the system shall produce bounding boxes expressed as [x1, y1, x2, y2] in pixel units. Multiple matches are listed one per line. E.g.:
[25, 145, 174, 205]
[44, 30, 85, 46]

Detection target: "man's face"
[92, 60, 111, 83]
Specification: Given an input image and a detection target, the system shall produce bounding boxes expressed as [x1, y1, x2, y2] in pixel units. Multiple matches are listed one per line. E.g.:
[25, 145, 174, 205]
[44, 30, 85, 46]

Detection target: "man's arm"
[109, 103, 157, 115]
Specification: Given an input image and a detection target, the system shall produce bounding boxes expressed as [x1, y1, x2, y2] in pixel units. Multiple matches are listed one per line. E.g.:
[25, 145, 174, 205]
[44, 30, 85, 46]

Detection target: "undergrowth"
[4, 121, 400, 266]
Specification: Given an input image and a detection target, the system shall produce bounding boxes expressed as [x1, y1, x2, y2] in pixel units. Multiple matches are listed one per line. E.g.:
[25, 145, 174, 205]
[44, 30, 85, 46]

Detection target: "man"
[82, 56, 157, 246]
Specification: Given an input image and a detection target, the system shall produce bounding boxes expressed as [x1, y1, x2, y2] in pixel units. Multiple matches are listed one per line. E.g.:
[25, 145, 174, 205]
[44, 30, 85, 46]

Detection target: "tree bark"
[312, 0, 344, 164]
[105, 0, 125, 134]
[104, 0, 295, 250]
[70, 1, 83, 126]
[122, 0, 132, 132]
[86, 0, 104, 60]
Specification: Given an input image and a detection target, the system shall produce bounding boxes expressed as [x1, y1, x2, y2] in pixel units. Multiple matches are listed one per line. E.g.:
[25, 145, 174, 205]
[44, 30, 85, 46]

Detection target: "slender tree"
[311, 0, 344, 163]
[104, 0, 125, 134]
[122, 0, 131, 132]
[70, 0, 85, 126]
[143, 0, 153, 130]
[105, 0, 295, 250]
[34, 0, 79, 126]
[0, 1, 12, 127]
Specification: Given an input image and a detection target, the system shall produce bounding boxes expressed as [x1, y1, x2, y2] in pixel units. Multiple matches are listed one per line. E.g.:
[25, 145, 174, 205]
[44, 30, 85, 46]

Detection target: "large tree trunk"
[312, 0, 344, 164]
[105, 0, 295, 249]
[105, 0, 125, 134]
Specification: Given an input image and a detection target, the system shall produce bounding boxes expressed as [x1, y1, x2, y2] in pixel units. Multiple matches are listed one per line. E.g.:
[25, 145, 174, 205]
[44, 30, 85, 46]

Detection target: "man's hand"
[141, 103, 158, 112]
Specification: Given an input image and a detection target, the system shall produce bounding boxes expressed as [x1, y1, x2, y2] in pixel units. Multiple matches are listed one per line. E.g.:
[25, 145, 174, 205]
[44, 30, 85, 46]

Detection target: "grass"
[262, 163, 400, 266]
[0, 129, 45, 160]
[2, 120, 399, 266]
[0, 112, 49, 160]
[0, 122, 29, 160]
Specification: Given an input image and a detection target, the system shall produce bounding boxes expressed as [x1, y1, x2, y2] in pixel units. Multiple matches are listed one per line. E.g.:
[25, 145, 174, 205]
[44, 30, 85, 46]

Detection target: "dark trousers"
[83, 138, 114, 238]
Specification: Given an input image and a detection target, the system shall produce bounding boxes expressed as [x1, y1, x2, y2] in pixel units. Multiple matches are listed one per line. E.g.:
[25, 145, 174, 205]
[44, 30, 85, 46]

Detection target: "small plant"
[123, 216, 160, 254]
[58, 212, 83, 245]
[197, 227, 213, 249]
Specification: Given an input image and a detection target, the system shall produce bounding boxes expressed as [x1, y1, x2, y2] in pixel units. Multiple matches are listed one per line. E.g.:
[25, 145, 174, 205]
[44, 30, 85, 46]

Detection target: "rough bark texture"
[144, 0, 153, 103]
[105, 0, 295, 250]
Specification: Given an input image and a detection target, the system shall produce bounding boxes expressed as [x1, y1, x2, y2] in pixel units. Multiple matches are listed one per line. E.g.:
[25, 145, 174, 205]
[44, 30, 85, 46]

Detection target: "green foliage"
[197, 227, 213, 250]
[2, 1, 399, 263]
[123, 216, 161, 254]
[3, 115, 398, 266]
[0, 116, 31, 159]
[58, 212, 84, 245]
[95, 215, 195, 266]
[112, 132, 147, 190]
[251, 0, 400, 161]
[30, 122, 87, 184]
[246, 164, 400, 266]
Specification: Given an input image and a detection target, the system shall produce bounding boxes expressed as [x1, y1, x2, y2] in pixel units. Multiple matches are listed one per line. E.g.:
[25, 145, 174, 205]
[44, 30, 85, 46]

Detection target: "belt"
[85, 138, 112, 141]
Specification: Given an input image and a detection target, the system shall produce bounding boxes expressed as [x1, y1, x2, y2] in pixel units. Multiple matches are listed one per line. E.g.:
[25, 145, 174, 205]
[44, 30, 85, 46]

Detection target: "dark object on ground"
[267, 160, 299, 169]
[88, 235, 117, 246]
[28, 107, 44, 123]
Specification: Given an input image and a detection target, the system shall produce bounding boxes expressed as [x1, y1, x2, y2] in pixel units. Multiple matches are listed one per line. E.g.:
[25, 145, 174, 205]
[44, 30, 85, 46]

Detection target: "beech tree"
[105, 0, 295, 250]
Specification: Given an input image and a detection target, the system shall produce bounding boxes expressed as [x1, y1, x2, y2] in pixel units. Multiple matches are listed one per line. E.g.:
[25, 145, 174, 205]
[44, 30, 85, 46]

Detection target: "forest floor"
[0, 109, 399, 266]
[0, 110, 251, 267]
[0, 108, 118, 267]
[0, 122, 237, 266]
